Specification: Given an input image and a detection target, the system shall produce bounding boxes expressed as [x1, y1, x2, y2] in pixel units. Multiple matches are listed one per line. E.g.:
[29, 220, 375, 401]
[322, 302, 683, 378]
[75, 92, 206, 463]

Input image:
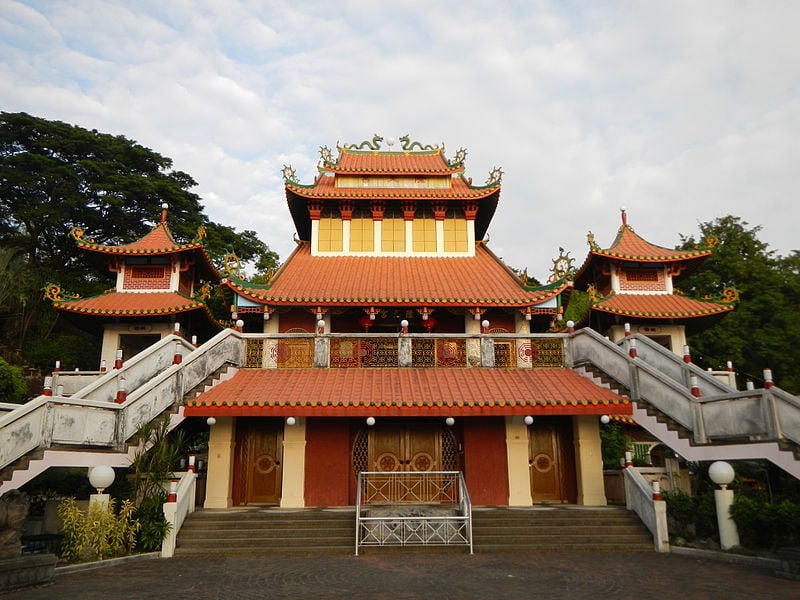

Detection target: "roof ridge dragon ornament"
[344, 134, 384, 150]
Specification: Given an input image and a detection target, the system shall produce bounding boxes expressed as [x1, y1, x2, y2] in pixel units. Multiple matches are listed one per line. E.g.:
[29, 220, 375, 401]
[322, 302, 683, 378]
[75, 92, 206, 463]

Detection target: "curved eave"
[591, 302, 735, 319]
[53, 300, 206, 317]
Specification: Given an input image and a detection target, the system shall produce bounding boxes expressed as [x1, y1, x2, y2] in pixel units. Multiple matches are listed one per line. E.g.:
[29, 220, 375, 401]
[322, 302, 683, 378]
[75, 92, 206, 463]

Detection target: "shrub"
[730, 495, 800, 550]
[663, 489, 696, 540]
[57, 497, 139, 562]
[0, 357, 27, 403]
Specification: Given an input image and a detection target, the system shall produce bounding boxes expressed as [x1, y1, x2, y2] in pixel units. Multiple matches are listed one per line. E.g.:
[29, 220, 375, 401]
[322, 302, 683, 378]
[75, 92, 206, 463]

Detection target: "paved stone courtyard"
[2, 551, 799, 600]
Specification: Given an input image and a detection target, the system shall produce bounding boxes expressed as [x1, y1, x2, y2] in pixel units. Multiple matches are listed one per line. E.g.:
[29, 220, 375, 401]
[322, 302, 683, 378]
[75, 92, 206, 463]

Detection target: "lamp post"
[88, 465, 115, 509]
[709, 461, 740, 550]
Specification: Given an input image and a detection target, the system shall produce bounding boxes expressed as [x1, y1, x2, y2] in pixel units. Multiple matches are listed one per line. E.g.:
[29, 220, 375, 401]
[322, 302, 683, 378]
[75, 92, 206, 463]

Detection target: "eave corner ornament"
[68, 226, 94, 243]
[720, 286, 739, 304]
[193, 224, 207, 243]
[319, 145, 336, 168]
[281, 164, 299, 185]
[485, 166, 503, 186]
[587, 231, 601, 252]
[43, 283, 80, 302]
[548, 247, 576, 283]
[447, 147, 468, 168]
[222, 253, 243, 279]
[194, 282, 213, 301]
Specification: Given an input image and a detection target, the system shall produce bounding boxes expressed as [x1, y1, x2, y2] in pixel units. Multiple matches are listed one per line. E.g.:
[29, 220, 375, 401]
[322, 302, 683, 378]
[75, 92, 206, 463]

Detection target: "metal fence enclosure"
[355, 471, 473, 555]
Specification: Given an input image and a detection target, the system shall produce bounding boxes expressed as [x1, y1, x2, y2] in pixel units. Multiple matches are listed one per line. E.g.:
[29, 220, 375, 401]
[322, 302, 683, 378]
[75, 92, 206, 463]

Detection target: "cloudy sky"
[2, 0, 798, 279]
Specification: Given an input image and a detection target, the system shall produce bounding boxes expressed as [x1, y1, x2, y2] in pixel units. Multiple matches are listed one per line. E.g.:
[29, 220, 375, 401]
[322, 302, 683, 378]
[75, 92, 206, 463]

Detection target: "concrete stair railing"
[0, 329, 244, 491]
[570, 328, 800, 479]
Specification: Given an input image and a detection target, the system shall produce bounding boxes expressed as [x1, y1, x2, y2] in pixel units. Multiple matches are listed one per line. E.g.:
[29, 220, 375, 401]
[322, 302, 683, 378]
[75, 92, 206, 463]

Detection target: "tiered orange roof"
[74, 222, 204, 255]
[592, 293, 734, 319]
[184, 368, 631, 417]
[287, 175, 498, 200]
[285, 136, 501, 241]
[327, 147, 462, 175]
[574, 210, 714, 288]
[223, 243, 567, 308]
[53, 291, 209, 316]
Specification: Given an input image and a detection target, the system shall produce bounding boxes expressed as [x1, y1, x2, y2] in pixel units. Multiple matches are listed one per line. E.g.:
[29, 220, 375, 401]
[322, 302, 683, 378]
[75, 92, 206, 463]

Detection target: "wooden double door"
[528, 417, 577, 504]
[233, 418, 283, 505]
[368, 421, 442, 472]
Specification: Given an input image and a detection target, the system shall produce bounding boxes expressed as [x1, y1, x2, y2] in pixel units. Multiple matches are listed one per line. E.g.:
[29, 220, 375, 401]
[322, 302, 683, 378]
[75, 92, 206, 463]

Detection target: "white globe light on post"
[523, 416, 534, 426]
[708, 461, 740, 550]
[88, 465, 115, 509]
[600, 415, 611, 425]
[206, 417, 217, 426]
[286, 416, 296, 426]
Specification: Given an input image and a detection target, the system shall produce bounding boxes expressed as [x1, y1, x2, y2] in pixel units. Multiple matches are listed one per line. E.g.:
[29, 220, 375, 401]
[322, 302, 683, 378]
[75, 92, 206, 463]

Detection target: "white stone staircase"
[0, 329, 244, 494]
[570, 328, 800, 478]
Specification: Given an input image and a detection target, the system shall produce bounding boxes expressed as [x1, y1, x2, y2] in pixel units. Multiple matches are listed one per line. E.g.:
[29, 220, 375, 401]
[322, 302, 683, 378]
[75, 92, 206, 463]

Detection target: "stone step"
[175, 506, 655, 556]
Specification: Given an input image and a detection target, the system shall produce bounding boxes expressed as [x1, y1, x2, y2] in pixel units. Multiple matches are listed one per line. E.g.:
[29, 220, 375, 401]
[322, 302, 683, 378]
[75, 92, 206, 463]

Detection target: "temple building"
[183, 136, 636, 509]
[573, 209, 735, 353]
[47, 205, 221, 369]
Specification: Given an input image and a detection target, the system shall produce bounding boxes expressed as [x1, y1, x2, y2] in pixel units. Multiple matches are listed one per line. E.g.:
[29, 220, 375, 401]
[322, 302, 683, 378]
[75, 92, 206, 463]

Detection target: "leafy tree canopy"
[678, 215, 800, 393]
[0, 112, 279, 370]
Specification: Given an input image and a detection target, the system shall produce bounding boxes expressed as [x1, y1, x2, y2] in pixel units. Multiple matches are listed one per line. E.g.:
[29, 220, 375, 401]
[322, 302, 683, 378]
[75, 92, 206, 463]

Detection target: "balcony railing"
[243, 332, 567, 369]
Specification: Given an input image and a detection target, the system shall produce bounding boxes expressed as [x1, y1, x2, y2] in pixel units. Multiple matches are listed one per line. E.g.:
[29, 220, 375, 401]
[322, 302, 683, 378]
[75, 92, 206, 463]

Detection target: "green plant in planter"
[130, 415, 184, 551]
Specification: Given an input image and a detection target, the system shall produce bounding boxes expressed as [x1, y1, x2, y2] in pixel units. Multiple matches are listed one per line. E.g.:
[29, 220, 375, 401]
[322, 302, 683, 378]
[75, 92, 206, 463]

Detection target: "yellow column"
[505, 417, 532, 506]
[573, 415, 607, 506]
[204, 417, 235, 509]
[280, 418, 307, 508]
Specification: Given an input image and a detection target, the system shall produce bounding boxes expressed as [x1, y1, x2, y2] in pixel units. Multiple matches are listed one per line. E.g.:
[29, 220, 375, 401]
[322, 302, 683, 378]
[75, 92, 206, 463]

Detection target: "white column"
[436, 220, 445, 254]
[342, 220, 351, 254]
[505, 417, 533, 506]
[280, 418, 307, 508]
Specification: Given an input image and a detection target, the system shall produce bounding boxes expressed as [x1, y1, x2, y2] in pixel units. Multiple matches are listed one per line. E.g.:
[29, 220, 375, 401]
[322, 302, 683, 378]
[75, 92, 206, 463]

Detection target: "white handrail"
[161, 470, 197, 558]
[623, 466, 669, 552]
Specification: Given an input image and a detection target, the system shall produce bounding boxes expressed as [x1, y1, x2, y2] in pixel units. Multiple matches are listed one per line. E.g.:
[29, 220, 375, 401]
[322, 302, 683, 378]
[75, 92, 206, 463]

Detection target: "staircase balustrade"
[623, 466, 669, 552]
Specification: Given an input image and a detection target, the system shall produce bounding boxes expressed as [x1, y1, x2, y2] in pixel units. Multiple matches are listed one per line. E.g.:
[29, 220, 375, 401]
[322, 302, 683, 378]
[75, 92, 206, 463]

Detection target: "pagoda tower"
[186, 136, 631, 510]
[48, 204, 221, 368]
[220, 135, 569, 335]
[572, 208, 736, 352]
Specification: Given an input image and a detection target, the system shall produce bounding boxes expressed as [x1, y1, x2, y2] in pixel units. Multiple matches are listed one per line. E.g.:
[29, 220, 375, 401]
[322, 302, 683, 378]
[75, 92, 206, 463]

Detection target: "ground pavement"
[3, 551, 799, 600]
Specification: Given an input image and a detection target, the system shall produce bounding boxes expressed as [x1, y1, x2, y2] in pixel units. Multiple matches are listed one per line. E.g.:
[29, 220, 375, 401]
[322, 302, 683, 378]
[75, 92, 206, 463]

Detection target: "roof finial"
[620, 206, 627, 227]
[161, 203, 169, 224]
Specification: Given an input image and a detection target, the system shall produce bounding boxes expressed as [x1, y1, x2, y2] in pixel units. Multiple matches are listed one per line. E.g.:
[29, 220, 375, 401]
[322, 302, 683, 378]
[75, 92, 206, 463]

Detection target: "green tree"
[0, 112, 279, 369]
[678, 216, 800, 393]
[0, 356, 27, 403]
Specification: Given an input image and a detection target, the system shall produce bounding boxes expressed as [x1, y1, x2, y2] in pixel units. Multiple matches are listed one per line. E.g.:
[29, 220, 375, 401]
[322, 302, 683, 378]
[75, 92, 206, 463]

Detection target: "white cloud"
[2, 0, 799, 276]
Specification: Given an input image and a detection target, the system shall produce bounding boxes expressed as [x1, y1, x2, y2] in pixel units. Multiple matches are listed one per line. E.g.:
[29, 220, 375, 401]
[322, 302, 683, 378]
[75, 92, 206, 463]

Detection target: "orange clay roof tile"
[53, 291, 207, 316]
[597, 226, 711, 262]
[330, 149, 460, 175]
[76, 223, 203, 255]
[225, 244, 566, 307]
[287, 175, 497, 199]
[593, 293, 734, 318]
[184, 368, 630, 417]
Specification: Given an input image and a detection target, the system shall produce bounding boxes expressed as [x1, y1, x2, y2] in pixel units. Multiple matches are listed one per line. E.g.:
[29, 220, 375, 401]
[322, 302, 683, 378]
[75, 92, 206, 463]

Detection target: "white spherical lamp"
[709, 461, 735, 489]
[366, 416, 376, 426]
[523, 415, 534, 425]
[286, 416, 296, 426]
[445, 417, 455, 427]
[600, 415, 611, 425]
[88, 465, 115, 494]
[206, 417, 217, 426]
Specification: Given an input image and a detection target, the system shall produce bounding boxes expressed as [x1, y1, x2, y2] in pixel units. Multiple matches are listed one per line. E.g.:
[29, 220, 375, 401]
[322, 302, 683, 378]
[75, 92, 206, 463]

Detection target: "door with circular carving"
[528, 418, 576, 504]
[234, 419, 283, 505]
